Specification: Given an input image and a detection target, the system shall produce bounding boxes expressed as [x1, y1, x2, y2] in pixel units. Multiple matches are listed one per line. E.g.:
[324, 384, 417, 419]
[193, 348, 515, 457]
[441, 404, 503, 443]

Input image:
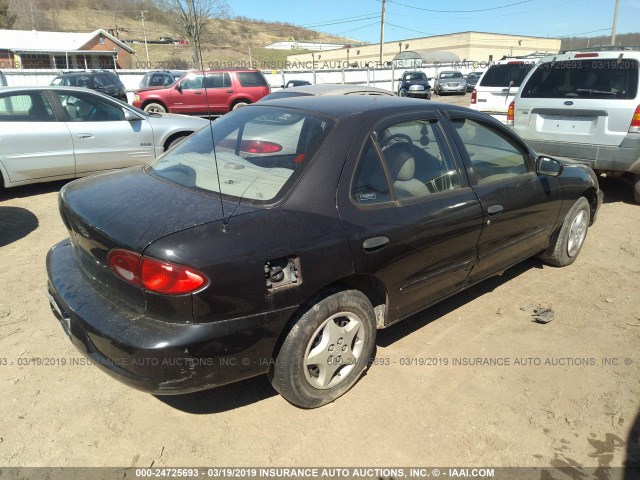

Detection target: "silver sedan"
[0, 86, 210, 189]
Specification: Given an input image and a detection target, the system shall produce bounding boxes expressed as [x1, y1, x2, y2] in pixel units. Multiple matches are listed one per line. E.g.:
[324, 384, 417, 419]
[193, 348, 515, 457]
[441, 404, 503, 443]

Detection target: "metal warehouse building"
[286, 31, 561, 68]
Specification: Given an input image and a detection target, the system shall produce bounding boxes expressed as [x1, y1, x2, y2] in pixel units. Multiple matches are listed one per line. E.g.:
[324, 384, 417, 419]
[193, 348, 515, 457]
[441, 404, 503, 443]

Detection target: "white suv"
[509, 49, 640, 202]
[469, 58, 538, 123]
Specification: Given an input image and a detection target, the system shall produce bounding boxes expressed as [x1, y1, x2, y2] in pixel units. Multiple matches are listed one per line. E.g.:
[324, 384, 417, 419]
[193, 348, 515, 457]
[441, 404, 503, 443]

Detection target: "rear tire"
[540, 197, 590, 267]
[143, 102, 166, 114]
[270, 290, 376, 408]
[232, 101, 249, 110]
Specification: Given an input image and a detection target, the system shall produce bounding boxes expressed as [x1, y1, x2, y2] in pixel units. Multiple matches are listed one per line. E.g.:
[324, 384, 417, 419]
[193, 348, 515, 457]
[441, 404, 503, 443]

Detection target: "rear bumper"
[521, 136, 640, 175]
[46, 239, 296, 395]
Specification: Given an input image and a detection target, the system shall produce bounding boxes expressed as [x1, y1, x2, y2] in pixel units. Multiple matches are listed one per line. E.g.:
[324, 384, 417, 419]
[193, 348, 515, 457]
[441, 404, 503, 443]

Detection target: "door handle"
[226, 89, 234, 93]
[487, 204, 504, 215]
[77, 134, 94, 139]
[194, 91, 203, 95]
[363, 236, 390, 251]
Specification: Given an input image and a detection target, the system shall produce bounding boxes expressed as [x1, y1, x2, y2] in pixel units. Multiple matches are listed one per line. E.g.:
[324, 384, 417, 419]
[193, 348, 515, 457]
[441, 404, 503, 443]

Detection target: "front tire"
[271, 290, 376, 408]
[143, 102, 167, 114]
[540, 197, 590, 267]
[633, 177, 640, 204]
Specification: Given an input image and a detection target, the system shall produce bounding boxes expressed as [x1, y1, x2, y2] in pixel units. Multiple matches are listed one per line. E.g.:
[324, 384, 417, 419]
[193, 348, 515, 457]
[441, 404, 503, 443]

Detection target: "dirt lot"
[0, 93, 639, 474]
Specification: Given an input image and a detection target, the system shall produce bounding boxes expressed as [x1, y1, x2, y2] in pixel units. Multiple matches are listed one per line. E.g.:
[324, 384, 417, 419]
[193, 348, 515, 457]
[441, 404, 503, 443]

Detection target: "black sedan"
[46, 96, 603, 408]
[397, 70, 431, 99]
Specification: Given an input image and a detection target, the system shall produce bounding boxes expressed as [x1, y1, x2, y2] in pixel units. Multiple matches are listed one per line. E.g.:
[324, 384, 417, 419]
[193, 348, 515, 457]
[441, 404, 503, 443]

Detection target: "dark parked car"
[47, 97, 602, 408]
[283, 79, 312, 88]
[50, 70, 128, 102]
[138, 70, 185, 89]
[397, 70, 431, 99]
[465, 71, 482, 91]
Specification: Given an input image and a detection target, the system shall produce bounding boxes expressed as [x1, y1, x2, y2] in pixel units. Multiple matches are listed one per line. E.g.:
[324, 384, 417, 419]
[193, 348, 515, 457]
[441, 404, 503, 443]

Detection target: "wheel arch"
[580, 186, 599, 226]
[269, 274, 389, 363]
[162, 131, 193, 151]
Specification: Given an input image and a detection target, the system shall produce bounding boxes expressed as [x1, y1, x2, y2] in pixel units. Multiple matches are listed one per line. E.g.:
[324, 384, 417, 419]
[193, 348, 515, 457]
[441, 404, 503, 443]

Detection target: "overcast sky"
[230, 0, 637, 44]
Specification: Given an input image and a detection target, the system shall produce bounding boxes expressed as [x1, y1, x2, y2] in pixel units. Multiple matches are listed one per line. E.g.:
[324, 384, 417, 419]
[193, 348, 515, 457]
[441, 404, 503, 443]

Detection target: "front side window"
[451, 118, 530, 184]
[180, 74, 204, 90]
[149, 106, 335, 204]
[521, 59, 638, 99]
[56, 92, 125, 121]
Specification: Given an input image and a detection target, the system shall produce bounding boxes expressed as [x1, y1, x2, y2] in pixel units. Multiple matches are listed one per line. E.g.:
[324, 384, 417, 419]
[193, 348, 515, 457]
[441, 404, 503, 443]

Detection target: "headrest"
[390, 149, 415, 181]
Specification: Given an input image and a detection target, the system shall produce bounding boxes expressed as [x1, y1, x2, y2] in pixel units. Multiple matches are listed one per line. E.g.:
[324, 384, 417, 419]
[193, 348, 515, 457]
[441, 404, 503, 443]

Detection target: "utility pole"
[379, 0, 386, 65]
[611, 0, 620, 45]
[141, 10, 150, 66]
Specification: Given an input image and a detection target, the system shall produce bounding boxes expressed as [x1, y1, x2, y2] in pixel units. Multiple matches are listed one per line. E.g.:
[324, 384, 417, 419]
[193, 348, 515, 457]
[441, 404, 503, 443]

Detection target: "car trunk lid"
[59, 167, 255, 306]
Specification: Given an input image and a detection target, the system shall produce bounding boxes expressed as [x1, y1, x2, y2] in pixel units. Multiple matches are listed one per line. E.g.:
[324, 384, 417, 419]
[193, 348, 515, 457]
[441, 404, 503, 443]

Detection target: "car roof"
[276, 84, 395, 96]
[536, 50, 640, 61]
[0, 85, 124, 99]
[254, 94, 467, 118]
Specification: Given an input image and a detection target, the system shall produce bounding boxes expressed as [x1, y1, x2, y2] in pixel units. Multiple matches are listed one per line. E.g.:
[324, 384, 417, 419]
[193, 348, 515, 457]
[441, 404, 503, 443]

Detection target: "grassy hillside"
[6, 0, 354, 68]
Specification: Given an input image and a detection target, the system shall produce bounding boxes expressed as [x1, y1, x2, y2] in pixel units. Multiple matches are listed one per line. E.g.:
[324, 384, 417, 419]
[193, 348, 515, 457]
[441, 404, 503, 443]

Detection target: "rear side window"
[237, 72, 268, 87]
[479, 63, 534, 87]
[521, 59, 639, 99]
[0, 92, 56, 122]
[205, 73, 231, 88]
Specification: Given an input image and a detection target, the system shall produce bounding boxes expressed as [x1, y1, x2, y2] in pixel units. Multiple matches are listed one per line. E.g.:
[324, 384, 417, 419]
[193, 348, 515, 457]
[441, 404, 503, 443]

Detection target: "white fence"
[2, 62, 488, 101]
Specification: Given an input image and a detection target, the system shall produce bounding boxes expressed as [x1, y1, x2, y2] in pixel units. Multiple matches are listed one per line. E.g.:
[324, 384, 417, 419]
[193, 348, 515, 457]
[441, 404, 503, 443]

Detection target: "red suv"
[132, 69, 270, 115]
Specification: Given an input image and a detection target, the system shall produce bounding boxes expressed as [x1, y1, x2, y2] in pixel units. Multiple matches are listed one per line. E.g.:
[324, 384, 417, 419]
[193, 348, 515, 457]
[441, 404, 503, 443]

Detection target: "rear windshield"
[521, 58, 639, 99]
[479, 63, 535, 87]
[236, 72, 268, 87]
[149, 106, 335, 204]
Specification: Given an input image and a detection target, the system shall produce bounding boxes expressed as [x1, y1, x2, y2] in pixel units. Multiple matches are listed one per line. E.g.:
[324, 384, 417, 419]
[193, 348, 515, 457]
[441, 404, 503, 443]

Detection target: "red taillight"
[241, 140, 282, 154]
[574, 53, 598, 58]
[470, 89, 477, 104]
[630, 105, 640, 133]
[507, 100, 515, 127]
[107, 249, 208, 295]
[217, 139, 282, 154]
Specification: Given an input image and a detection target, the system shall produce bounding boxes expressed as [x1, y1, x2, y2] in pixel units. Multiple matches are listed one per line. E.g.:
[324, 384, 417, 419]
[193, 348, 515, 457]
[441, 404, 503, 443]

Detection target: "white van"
[510, 49, 640, 202]
[469, 58, 538, 123]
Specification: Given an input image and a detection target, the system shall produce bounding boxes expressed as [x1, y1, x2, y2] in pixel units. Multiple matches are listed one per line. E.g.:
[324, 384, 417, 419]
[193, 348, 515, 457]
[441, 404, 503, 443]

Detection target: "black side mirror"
[175, 83, 182, 92]
[537, 156, 563, 177]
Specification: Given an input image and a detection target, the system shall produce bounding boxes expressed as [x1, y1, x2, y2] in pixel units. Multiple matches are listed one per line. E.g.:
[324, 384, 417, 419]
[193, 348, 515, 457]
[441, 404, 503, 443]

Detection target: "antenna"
[196, 35, 228, 232]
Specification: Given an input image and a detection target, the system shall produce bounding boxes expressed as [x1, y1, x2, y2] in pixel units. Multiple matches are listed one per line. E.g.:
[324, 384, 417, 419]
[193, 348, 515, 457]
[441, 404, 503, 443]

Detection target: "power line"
[385, 0, 533, 13]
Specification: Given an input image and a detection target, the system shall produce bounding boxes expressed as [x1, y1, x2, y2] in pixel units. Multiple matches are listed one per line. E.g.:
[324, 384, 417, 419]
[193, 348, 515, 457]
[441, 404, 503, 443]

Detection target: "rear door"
[0, 90, 74, 185]
[54, 90, 155, 175]
[472, 62, 535, 121]
[514, 57, 639, 151]
[444, 112, 562, 283]
[337, 112, 484, 323]
[204, 72, 233, 113]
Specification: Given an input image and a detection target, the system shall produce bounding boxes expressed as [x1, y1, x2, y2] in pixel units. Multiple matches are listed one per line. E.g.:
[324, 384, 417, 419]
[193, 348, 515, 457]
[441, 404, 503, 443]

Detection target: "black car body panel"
[47, 96, 603, 396]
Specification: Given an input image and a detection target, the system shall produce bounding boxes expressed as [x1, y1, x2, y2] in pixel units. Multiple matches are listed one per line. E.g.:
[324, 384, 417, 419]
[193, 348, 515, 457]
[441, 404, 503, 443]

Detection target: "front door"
[170, 73, 206, 115]
[53, 91, 155, 175]
[445, 114, 563, 283]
